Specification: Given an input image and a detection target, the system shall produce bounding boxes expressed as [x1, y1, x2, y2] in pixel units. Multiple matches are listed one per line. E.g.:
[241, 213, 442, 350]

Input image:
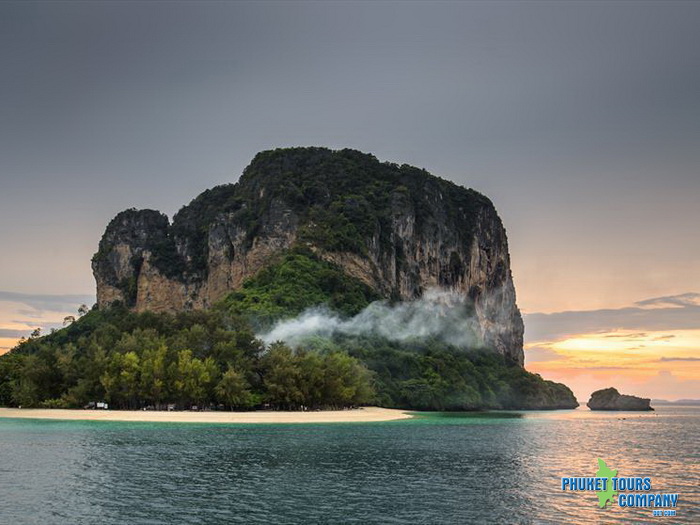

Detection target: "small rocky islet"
[587, 387, 653, 411]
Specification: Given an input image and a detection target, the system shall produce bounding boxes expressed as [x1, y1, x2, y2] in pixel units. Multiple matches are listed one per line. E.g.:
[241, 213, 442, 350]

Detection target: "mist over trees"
[0, 301, 576, 411]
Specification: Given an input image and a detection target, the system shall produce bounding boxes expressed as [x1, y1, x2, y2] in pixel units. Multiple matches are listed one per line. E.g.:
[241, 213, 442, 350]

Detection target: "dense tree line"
[0, 307, 373, 410]
[302, 335, 578, 410]
[0, 303, 577, 411]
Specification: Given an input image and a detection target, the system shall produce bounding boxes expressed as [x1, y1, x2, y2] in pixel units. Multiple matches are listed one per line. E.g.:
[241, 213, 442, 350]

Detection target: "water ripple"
[0, 407, 697, 524]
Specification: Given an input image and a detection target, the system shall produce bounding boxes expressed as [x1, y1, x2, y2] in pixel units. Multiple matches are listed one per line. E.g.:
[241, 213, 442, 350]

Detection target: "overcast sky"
[2, 1, 698, 303]
[1, 1, 699, 396]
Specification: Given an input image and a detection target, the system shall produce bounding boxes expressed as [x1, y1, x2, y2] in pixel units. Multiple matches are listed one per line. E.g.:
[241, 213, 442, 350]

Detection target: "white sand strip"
[0, 406, 413, 424]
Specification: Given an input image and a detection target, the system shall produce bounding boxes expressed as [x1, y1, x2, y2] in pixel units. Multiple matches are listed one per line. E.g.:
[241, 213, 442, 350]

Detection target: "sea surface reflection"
[0, 406, 697, 523]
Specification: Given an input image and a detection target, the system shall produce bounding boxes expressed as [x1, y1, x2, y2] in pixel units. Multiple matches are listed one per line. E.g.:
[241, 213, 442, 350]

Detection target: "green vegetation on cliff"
[219, 249, 378, 324]
[226, 147, 490, 261]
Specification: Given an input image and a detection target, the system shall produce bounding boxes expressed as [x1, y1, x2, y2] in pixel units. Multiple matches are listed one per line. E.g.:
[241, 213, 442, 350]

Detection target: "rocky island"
[93, 147, 524, 363]
[587, 388, 653, 411]
[0, 147, 578, 411]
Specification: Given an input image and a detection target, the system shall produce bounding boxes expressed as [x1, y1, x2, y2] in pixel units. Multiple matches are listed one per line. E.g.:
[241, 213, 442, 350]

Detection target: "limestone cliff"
[93, 147, 525, 365]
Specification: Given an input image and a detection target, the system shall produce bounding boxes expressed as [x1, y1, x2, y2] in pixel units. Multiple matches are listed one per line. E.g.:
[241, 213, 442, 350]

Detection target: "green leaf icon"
[595, 458, 618, 508]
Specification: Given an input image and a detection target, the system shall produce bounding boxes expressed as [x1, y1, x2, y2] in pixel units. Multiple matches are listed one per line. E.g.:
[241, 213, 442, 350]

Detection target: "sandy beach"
[0, 406, 413, 424]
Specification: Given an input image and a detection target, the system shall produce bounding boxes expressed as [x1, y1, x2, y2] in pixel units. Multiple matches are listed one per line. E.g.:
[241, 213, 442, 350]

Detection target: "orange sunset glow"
[526, 328, 700, 401]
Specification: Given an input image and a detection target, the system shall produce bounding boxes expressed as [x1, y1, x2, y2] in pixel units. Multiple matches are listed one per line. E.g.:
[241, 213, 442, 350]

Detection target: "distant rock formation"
[587, 388, 653, 411]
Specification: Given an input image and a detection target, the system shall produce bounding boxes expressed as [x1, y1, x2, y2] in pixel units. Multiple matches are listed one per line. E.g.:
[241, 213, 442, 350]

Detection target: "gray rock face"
[93, 147, 525, 365]
[91, 209, 171, 308]
[587, 388, 653, 411]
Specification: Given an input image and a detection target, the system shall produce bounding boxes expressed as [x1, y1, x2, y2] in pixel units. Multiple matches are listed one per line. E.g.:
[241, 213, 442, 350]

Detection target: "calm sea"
[0, 407, 697, 524]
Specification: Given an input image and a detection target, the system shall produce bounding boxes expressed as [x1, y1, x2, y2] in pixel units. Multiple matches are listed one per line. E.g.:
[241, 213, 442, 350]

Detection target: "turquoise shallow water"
[0, 406, 697, 524]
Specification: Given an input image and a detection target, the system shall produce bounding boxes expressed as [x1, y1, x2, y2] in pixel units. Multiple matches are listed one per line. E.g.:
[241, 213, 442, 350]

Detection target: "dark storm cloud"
[524, 293, 700, 342]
